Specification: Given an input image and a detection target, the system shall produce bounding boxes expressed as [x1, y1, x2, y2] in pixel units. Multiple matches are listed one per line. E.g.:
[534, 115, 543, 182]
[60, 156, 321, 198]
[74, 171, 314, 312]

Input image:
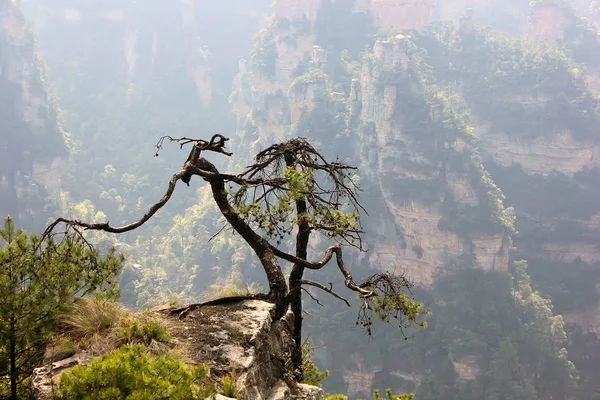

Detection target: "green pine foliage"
[117, 315, 171, 347]
[302, 341, 330, 387]
[0, 216, 124, 398]
[54, 345, 215, 400]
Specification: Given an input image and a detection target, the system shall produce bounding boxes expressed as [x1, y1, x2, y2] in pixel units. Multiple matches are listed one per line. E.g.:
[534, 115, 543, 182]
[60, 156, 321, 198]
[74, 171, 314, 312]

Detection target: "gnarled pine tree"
[45, 135, 425, 379]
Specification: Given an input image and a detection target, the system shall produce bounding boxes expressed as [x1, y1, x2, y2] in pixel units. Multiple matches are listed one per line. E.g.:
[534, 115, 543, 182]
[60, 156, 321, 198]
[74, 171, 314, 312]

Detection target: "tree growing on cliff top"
[44, 134, 426, 380]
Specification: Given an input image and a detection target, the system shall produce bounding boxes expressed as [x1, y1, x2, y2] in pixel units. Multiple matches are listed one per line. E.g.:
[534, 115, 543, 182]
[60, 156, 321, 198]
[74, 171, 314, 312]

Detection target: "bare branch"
[271, 244, 373, 297]
[44, 169, 186, 236]
[208, 224, 227, 242]
[300, 280, 350, 307]
[301, 286, 324, 307]
[154, 133, 233, 157]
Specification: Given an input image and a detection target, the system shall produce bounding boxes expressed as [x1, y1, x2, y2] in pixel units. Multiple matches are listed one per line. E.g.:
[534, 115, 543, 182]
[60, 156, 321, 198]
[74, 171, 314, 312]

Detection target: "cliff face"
[356, 35, 509, 285]
[0, 0, 65, 229]
[231, 3, 519, 289]
[230, 3, 600, 393]
[24, 0, 213, 106]
[435, 0, 530, 33]
[355, 0, 435, 30]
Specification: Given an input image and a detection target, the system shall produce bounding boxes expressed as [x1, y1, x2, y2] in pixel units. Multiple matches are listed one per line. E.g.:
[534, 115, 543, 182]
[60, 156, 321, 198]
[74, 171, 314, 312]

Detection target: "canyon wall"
[0, 0, 66, 229]
[230, 2, 600, 394]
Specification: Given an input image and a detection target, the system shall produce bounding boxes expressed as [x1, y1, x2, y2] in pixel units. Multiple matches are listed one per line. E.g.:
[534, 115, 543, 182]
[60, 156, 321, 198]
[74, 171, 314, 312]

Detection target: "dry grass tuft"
[59, 297, 126, 339]
[118, 312, 172, 347]
[56, 297, 173, 356]
[44, 336, 76, 363]
[219, 369, 240, 398]
[202, 281, 261, 302]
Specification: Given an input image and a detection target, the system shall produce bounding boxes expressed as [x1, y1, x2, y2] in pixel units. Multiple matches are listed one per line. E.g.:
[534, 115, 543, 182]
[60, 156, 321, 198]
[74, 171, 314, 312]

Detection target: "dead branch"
[271, 244, 373, 297]
[300, 280, 350, 306]
[301, 286, 325, 307]
[155, 134, 233, 157]
[44, 170, 185, 236]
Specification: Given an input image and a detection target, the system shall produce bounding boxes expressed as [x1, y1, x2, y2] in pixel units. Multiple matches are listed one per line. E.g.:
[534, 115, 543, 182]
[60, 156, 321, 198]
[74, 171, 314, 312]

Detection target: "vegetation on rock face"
[325, 389, 414, 400]
[416, 20, 600, 142]
[55, 345, 215, 400]
[309, 259, 577, 399]
[252, 22, 279, 79]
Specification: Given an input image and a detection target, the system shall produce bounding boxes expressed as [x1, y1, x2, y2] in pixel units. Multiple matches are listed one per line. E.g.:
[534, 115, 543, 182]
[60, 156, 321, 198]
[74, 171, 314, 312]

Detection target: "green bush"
[45, 336, 77, 363]
[55, 345, 215, 400]
[118, 315, 171, 346]
[325, 390, 414, 400]
[220, 373, 239, 398]
[302, 341, 330, 387]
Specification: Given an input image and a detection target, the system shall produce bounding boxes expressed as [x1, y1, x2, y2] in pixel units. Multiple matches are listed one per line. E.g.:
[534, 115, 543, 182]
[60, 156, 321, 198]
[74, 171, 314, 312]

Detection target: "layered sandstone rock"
[480, 131, 600, 176]
[528, 2, 569, 41]
[358, 35, 509, 285]
[369, 201, 464, 285]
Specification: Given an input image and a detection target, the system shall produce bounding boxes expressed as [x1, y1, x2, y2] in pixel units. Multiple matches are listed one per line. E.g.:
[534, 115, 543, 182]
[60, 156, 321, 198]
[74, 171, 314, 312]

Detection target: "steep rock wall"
[0, 0, 66, 228]
[354, 0, 435, 30]
[480, 131, 600, 176]
[357, 35, 508, 285]
[274, 0, 322, 20]
[24, 1, 213, 105]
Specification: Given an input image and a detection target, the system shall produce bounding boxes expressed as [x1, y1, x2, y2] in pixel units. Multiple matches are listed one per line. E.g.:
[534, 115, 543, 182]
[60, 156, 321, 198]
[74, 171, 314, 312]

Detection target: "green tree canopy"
[0, 216, 123, 399]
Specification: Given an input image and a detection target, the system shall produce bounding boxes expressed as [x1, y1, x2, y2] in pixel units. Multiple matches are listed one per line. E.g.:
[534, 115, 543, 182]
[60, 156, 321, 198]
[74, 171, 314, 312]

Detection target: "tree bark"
[200, 158, 288, 318]
[285, 154, 311, 381]
[9, 317, 17, 400]
[289, 197, 310, 381]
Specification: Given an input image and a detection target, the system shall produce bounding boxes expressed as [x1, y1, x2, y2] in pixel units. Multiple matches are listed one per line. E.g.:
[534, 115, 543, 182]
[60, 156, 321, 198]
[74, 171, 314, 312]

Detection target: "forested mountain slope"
[228, 0, 600, 397]
[0, 0, 65, 231]
[12, 0, 600, 398]
[20, 0, 274, 305]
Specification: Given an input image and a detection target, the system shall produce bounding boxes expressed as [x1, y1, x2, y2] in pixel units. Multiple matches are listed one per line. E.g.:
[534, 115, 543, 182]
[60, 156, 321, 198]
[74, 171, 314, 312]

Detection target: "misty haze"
[1, 0, 600, 399]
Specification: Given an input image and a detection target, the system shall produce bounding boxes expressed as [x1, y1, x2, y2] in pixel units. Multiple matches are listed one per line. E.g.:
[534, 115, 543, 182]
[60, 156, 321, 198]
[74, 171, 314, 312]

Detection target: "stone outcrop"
[452, 356, 479, 382]
[32, 300, 324, 400]
[528, 2, 569, 41]
[436, 0, 530, 34]
[32, 354, 94, 399]
[274, 0, 322, 21]
[369, 201, 465, 285]
[163, 300, 325, 400]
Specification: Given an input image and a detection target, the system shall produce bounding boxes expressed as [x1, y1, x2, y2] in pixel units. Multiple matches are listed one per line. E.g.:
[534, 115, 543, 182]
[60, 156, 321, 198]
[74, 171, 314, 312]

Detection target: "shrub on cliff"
[55, 345, 215, 400]
[0, 216, 123, 399]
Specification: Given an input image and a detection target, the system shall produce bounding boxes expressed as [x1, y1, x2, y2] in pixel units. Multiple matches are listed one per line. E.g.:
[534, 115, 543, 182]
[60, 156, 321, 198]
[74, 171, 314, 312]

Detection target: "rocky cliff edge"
[32, 299, 323, 400]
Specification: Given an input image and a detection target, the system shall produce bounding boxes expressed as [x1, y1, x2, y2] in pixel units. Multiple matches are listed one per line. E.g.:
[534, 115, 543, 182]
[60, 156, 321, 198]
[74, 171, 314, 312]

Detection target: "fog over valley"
[2, 0, 600, 399]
